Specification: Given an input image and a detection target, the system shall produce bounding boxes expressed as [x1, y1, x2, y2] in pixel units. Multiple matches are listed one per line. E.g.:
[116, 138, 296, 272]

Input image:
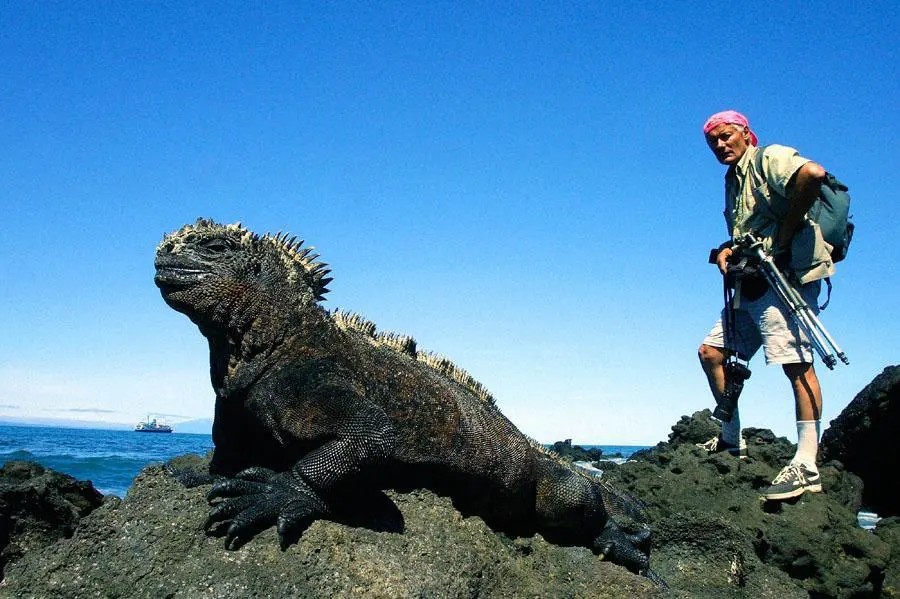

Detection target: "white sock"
[720, 407, 741, 446]
[791, 420, 820, 469]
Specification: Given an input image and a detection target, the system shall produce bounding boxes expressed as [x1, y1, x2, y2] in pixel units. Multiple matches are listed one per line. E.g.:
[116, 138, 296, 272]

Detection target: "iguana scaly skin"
[154, 218, 662, 583]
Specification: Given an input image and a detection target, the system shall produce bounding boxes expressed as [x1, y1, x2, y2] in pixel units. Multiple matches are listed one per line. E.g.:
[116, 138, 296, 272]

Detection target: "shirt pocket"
[752, 181, 787, 219]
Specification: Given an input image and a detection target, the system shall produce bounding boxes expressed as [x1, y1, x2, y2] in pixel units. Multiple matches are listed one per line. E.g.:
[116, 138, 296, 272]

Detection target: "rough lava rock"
[605, 409, 893, 598]
[0, 462, 666, 599]
[550, 438, 605, 462]
[875, 518, 900, 598]
[821, 365, 900, 518]
[0, 461, 104, 579]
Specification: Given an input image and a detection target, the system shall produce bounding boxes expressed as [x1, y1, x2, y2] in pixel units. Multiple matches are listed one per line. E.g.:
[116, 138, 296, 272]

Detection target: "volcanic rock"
[0, 463, 665, 599]
[550, 438, 605, 462]
[604, 410, 892, 598]
[821, 365, 900, 518]
[0, 461, 104, 579]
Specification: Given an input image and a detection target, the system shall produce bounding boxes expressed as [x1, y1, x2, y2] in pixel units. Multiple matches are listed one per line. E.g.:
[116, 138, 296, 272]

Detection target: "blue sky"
[1, 2, 896, 444]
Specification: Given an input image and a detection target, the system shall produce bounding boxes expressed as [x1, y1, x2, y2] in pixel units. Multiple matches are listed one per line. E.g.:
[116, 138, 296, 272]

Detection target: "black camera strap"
[714, 270, 752, 422]
[723, 276, 738, 352]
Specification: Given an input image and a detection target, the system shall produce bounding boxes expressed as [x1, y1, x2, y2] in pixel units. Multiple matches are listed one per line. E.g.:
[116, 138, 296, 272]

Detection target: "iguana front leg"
[206, 364, 397, 549]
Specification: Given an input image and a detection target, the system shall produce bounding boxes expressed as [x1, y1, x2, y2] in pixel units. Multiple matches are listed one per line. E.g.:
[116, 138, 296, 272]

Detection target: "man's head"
[703, 110, 758, 165]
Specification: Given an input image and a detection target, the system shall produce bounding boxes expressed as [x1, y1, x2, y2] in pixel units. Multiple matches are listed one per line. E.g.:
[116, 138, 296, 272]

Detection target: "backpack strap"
[820, 277, 832, 311]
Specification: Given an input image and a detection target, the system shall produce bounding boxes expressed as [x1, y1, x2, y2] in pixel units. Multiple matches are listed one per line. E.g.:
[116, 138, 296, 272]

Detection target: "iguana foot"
[206, 467, 329, 549]
[165, 465, 215, 488]
[164, 454, 215, 487]
[595, 521, 667, 588]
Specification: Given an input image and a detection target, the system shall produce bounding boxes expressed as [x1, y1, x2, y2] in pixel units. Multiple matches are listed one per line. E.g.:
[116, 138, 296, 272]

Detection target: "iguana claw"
[595, 521, 667, 588]
[205, 468, 329, 549]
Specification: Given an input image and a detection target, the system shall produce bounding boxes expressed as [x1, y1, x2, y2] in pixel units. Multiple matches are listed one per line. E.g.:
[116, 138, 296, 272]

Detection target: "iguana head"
[154, 218, 332, 330]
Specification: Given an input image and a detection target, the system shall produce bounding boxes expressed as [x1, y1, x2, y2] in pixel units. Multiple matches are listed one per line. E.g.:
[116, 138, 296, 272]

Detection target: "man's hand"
[716, 247, 734, 275]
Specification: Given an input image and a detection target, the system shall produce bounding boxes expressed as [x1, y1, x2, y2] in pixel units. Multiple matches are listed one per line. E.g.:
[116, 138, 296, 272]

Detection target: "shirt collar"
[734, 144, 759, 175]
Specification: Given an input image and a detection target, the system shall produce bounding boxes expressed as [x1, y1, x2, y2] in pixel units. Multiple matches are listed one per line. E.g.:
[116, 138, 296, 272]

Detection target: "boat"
[134, 416, 173, 433]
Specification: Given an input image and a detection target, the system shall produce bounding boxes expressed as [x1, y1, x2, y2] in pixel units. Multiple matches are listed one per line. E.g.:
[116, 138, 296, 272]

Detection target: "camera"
[713, 361, 751, 422]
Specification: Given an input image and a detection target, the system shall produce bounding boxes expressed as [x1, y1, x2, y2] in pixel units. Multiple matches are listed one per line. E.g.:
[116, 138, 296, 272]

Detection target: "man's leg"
[699, 343, 728, 404]
[751, 278, 826, 499]
[783, 363, 822, 467]
[783, 362, 822, 422]
[761, 362, 824, 500]
[698, 344, 743, 450]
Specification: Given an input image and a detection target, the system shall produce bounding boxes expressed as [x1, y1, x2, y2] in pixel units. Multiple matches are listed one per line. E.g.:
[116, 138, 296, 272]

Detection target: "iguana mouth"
[154, 266, 209, 290]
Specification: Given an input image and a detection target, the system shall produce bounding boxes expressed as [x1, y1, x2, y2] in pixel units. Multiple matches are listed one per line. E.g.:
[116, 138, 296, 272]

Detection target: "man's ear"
[741, 127, 752, 144]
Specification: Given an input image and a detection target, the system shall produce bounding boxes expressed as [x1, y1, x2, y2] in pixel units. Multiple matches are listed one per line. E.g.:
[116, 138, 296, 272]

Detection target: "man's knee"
[699, 344, 726, 367]
[782, 362, 814, 379]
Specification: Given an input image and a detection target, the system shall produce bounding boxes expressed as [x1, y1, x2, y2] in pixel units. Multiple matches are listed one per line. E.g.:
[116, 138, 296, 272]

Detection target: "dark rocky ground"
[0, 461, 104, 578]
[0, 462, 661, 599]
[600, 364, 900, 598]
[603, 414, 894, 598]
[821, 365, 900, 519]
[0, 365, 896, 598]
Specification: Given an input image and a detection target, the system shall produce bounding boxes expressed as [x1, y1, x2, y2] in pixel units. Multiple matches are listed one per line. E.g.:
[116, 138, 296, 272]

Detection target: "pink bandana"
[703, 110, 758, 146]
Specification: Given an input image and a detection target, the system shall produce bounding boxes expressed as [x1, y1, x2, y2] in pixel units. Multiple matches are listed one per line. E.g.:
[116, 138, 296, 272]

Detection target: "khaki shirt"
[724, 144, 835, 283]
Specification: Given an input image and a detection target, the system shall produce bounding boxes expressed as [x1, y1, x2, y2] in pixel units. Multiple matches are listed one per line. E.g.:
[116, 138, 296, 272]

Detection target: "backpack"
[754, 147, 855, 263]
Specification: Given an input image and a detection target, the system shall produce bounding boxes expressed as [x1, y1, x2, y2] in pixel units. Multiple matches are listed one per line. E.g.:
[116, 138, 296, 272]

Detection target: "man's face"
[705, 124, 751, 165]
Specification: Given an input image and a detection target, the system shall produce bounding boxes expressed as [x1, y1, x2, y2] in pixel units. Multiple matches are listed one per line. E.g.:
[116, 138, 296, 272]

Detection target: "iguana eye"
[202, 238, 232, 253]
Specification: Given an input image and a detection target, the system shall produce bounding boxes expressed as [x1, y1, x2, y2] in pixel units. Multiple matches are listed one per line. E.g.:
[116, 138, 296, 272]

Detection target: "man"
[697, 110, 835, 500]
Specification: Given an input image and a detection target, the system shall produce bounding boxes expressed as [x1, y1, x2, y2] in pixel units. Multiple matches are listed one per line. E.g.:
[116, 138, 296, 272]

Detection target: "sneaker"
[695, 436, 748, 458]
[762, 463, 823, 500]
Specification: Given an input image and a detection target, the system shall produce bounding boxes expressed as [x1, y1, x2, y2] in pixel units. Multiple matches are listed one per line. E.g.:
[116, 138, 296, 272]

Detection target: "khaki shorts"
[702, 280, 822, 365]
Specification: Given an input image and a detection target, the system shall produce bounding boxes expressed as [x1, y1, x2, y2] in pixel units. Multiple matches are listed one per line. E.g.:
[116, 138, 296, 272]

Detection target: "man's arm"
[776, 161, 827, 250]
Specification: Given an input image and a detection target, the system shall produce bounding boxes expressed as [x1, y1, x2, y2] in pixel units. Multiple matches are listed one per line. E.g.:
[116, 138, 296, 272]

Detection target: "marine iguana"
[154, 218, 663, 584]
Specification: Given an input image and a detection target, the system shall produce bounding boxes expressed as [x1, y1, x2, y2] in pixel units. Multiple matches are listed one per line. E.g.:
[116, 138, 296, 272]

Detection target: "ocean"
[0, 423, 214, 497]
[0, 423, 646, 498]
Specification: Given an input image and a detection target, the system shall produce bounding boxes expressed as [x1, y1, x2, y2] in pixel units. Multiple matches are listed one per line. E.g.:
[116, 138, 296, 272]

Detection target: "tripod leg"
[753, 253, 839, 369]
[734, 234, 848, 368]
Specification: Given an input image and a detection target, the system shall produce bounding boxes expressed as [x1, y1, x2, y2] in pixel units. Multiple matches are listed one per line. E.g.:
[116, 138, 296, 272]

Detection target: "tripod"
[732, 233, 849, 370]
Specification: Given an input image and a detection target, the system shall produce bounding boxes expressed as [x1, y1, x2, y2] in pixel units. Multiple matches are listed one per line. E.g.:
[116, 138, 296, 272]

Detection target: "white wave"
[573, 461, 604, 475]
